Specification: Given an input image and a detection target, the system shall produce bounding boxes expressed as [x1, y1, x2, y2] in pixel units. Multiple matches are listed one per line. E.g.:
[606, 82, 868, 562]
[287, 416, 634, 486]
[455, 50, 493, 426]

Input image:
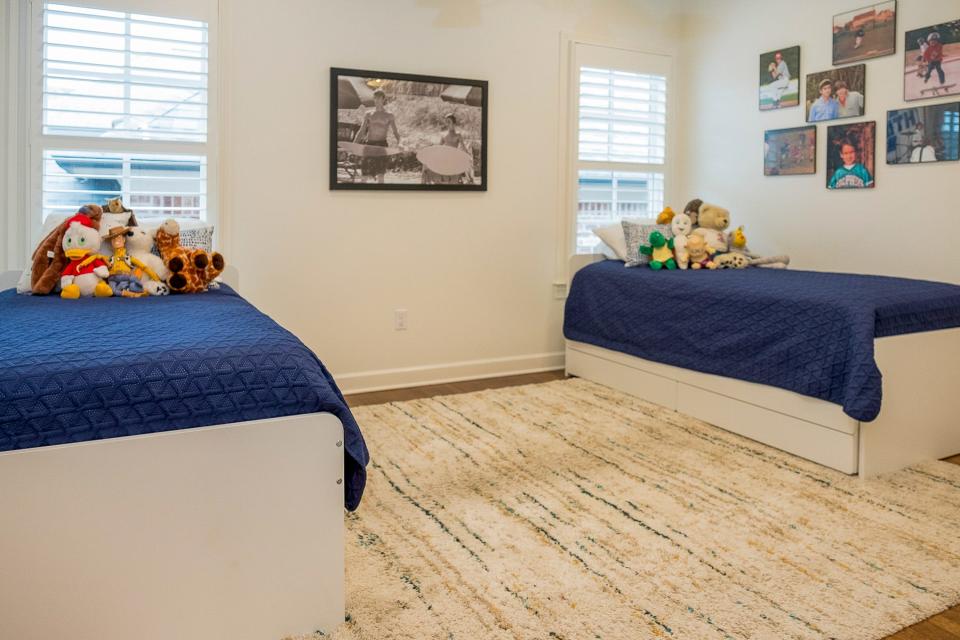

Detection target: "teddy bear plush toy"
[639, 230, 677, 270]
[124, 226, 170, 295]
[692, 202, 733, 253]
[154, 219, 225, 293]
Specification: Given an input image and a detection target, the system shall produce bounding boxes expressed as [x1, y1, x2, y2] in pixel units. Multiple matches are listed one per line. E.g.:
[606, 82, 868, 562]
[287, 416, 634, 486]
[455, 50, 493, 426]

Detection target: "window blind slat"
[578, 66, 667, 166]
[42, 3, 209, 143]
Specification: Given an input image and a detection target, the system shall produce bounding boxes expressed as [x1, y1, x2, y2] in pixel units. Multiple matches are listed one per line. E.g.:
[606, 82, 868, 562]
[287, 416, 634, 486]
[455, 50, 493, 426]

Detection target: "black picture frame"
[832, 1, 897, 66]
[330, 67, 488, 191]
[764, 125, 817, 176]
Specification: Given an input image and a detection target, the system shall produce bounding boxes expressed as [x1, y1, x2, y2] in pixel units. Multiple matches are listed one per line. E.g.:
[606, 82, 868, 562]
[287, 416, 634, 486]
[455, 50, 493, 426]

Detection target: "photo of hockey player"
[759, 46, 800, 110]
[887, 103, 960, 164]
[827, 122, 876, 189]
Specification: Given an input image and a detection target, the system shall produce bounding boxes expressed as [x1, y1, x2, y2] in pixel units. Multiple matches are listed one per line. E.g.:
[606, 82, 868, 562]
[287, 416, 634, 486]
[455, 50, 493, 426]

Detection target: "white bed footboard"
[0, 413, 346, 640]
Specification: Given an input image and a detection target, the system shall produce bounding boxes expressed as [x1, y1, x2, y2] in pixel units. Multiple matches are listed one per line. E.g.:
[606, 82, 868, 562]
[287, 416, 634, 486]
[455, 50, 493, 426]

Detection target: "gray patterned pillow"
[622, 221, 673, 267]
[149, 224, 214, 256]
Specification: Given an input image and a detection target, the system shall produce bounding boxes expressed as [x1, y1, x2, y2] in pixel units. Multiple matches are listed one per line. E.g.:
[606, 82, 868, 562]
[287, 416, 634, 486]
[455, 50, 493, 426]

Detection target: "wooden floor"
[345, 371, 960, 640]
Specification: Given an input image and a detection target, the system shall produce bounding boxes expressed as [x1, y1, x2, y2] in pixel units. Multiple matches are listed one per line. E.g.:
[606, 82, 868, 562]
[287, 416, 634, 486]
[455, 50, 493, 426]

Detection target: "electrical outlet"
[552, 282, 568, 299]
[394, 308, 408, 331]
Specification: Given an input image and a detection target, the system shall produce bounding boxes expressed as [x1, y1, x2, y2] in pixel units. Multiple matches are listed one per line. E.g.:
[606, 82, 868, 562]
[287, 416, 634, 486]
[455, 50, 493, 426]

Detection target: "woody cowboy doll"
[80, 226, 160, 298]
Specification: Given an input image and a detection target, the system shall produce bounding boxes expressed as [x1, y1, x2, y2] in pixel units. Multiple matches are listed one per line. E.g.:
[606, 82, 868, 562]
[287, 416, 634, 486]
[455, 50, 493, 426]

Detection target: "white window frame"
[556, 37, 675, 280]
[24, 0, 220, 250]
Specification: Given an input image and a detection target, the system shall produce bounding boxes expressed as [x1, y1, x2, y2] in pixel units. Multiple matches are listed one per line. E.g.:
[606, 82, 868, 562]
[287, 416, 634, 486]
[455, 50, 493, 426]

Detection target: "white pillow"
[592, 219, 640, 262]
[16, 214, 69, 294]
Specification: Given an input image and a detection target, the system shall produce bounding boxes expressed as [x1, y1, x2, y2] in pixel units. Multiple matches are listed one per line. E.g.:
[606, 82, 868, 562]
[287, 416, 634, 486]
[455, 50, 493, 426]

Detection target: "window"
[35, 3, 212, 225]
[569, 45, 670, 254]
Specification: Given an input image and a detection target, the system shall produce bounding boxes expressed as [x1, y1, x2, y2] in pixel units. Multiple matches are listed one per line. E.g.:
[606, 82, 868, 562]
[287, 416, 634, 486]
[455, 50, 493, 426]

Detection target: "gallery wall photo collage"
[761, 1, 959, 190]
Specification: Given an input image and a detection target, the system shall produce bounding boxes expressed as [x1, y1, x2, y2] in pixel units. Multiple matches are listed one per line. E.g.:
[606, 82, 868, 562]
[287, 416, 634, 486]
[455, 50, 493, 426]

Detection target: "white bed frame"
[0, 267, 347, 640]
[566, 255, 960, 477]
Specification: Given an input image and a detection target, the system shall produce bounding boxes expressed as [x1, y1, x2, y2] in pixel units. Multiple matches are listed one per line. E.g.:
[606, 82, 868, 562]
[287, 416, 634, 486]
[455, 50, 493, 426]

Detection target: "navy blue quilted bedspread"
[0, 286, 369, 510]
[564, 261, 960, 422]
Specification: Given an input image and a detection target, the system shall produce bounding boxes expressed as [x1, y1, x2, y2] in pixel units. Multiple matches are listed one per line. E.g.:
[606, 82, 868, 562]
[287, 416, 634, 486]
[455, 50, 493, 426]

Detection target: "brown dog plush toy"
[154, 219, 225, 293]
[30, 204, 104, 295]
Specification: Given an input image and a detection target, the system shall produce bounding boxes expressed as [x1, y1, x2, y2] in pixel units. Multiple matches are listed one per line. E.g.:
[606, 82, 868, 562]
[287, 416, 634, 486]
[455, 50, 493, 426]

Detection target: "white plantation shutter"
[33, 2, 215, 226]
[578, 67, 666, 164]
[571, 45, 671, 254]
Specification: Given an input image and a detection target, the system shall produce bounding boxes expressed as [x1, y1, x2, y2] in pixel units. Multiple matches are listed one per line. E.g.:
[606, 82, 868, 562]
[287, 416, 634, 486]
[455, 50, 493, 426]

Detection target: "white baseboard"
[336, 352, 565, 395]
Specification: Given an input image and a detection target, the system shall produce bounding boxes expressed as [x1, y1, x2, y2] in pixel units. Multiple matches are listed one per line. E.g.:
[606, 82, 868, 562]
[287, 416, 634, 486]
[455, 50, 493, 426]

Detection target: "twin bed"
[0, 268, 366, 640]
[565, 255, 960, 477]
[4, 255, 960, 638]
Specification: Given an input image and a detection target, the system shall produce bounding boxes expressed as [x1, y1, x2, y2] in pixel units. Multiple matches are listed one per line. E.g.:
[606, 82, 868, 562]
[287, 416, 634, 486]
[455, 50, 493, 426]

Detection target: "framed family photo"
[330, 67, 488, 190]
[903, 20, 960, 102]
[759, 46, 800, 111]
[832, 1, 897, 65]
[826, 121, 876, 189]
[887, 103, 960, 164]
[764, 126, 816, 176]
[806, 64, 866, 123]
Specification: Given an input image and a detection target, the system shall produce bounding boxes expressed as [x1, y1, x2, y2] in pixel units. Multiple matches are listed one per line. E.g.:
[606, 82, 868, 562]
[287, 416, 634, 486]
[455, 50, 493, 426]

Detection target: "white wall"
[679, 0, 960, 283]
[220, 0, 686, 391]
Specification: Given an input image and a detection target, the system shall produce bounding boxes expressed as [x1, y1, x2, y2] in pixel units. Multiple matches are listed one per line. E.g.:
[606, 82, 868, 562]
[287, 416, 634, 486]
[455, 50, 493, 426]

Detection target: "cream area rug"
[316, 379, 960, 639]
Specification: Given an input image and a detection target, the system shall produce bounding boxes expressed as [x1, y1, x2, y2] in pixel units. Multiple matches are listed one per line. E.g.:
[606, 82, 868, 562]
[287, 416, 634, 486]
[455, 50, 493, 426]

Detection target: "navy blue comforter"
[0, 286, 369, 510]
[564, 261, 960, 422]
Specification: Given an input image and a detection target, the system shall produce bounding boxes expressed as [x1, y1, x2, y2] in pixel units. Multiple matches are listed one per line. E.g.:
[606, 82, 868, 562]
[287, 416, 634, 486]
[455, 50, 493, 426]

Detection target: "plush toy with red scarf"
[60, 213, 113, 299]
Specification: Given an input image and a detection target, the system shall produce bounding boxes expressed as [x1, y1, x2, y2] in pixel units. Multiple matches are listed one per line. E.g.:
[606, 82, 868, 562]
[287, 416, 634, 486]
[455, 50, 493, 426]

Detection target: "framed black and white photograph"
[832, 1, 897, 65]
[759, 46, 800, 111]
[887, 103, 960, 164]
[764, 126, 816, 175]
[330, 68, 488, 190]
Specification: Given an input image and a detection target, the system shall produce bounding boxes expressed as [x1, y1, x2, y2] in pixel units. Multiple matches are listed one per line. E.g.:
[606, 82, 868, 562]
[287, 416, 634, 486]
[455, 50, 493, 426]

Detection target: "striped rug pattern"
[318, 379, 960, 639]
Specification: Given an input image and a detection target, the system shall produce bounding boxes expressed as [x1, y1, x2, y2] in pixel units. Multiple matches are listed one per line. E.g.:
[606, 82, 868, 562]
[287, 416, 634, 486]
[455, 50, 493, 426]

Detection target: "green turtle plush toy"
[639, 230, 677, 270]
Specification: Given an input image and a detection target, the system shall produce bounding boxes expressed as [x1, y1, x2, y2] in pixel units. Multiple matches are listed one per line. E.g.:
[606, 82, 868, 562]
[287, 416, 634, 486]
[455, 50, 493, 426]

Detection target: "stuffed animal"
[683, 198, 703, 226]
[730, 226, 748, 250]
[656, 206, 676, 225]
[59, 213, 113, 299]
[98, 198, 138, 254]
[125, 226, 170, 295]
[154, 219, 224, 293]
[670, 212, 694, 269]
[714, 252, 751, 269]
[639, 230, 677, 270]
[30, 204, 103, 295]
[686, 234, 716, 270]
[83, 226, 164, 297]
[693, 202, 732, 253]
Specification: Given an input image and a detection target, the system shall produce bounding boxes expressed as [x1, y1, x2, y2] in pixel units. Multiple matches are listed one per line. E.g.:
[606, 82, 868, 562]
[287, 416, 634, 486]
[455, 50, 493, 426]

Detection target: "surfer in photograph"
[422, 113, 474, 184]
[354, 89, 401, 183]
